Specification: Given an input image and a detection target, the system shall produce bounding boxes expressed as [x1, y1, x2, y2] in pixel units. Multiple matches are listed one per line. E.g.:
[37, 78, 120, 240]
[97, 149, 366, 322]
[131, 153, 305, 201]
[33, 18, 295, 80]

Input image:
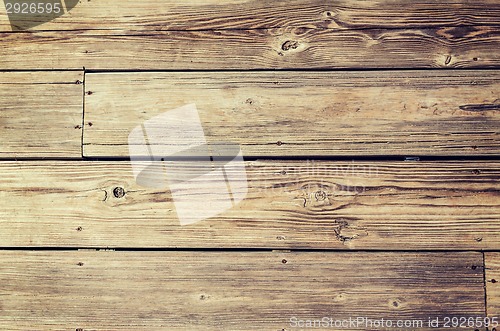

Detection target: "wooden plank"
[0, 251, 485, 330]
[0, 71, 83, 158]
[84, 71, 500, 157]
[0, 160, 498, 249]
[1, 26, 499, 70]
[1, 0, 499, 31]
[486, 253, 500, 319]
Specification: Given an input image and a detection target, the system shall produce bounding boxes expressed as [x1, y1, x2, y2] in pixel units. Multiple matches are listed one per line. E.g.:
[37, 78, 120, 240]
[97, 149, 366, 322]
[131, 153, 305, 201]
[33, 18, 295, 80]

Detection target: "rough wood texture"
[486, 253, 500, 318]
[1, 26, 499, 70]
[0, 161, 498, 249]
[1, 0, 499, 31]
[0, 251, 485, 330]
[0, 71, 83, 158]
[84, 71, 500, 157]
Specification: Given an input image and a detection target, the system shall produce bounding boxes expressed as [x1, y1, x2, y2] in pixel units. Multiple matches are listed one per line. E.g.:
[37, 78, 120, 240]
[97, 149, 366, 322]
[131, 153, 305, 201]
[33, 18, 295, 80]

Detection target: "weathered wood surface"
[1, 0, 499, 31]
[84, 71, 500, 157]
[0, 71, 83, 158]
[1, 26, 499, 70]
[0, 161, 498, 249]
[0, 251, 485, 330]
[486, 253, 500, 318]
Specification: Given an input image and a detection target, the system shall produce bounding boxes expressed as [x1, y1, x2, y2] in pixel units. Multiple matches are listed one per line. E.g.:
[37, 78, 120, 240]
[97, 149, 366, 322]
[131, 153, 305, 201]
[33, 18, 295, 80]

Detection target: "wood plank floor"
[0, 251, 485, 330]
[0, 72, 83, 158]
[486, 253, 500, 319]
[84, 71, 500, 157]
[0, 161, 498, 249]
[0, 0, 499, 329]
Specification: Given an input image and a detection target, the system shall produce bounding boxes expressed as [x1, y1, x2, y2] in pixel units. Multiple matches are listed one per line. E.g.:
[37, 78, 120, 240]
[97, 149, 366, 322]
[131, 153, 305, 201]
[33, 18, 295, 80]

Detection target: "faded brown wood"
[0, 161, 498, 249]
[1, 0, 499, 31]
[1, 26, 499, 70]
[0, 71, 83, 158]
[486, 253, 500, 318]
[84, 71, 500, 157]
[0, 251, 485, 330]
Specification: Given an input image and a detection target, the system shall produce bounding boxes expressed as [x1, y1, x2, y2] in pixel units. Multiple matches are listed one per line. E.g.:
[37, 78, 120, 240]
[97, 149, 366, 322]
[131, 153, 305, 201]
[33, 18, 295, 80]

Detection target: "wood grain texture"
[1, 26, 499, 70]
[486, 253, 500, 318]
[0, 251, 485, 330]
[0, 71, 83, 158]
[1, 0, 499, 31]
[84, 71, 500, 157]
[0, 160, 498, 249]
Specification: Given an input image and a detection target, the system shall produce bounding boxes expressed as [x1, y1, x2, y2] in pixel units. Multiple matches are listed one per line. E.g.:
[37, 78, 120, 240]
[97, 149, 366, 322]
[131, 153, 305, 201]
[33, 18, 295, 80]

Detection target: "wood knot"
[282, 40, 299, 51]
[113, 187, 125, 198]
[314, 190, 327, 201]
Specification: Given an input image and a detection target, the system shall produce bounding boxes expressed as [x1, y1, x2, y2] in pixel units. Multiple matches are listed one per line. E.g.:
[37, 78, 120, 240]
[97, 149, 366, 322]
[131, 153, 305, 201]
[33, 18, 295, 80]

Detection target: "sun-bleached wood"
[1, 25, 499, 70]
[1, 0, 499, 31]
[0, 160, 498, 249]
[485, 253, 500, 318]
[0, 71, 83, 157]
[0, 251, 485, 330]
[84, 71, 500, 157]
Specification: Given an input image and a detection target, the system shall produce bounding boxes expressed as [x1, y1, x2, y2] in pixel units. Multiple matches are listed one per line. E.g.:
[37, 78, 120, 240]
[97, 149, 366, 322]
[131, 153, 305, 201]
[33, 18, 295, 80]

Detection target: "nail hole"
[492, 279, 498, 283]
[445, 55, 452, 65]
[471, 265, 477, 270]
[113, 187, 125, 198]
[88, 122, 93, 127]
[76, 226, 83, 232]
[77, 262, 84, 266]
[472, 169, 481, 175]
[276, 141, 283, 146]
[473, 57, 478, 61]
[282, 259, 287, 264]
